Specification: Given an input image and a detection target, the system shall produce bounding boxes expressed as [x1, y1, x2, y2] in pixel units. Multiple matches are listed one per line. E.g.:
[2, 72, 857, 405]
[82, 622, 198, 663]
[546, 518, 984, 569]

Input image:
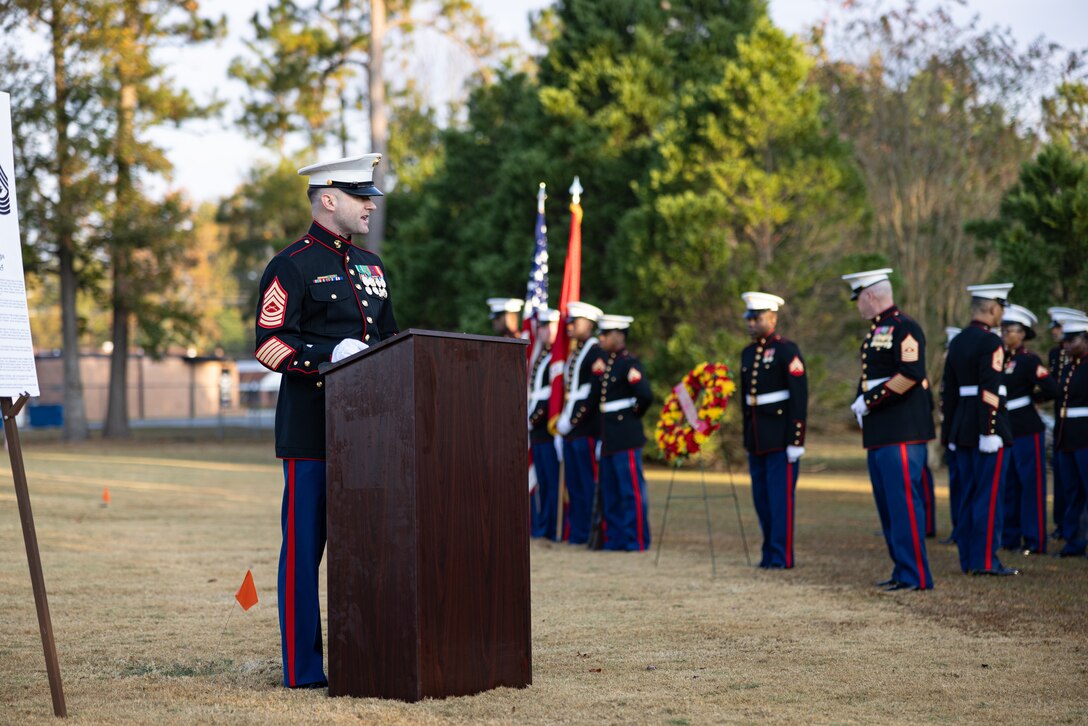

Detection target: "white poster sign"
[0, 91, 40, 398]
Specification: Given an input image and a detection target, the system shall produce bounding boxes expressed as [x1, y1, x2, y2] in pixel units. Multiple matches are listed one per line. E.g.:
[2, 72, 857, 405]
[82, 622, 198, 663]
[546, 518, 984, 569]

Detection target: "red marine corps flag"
[547, 177, 584, 432]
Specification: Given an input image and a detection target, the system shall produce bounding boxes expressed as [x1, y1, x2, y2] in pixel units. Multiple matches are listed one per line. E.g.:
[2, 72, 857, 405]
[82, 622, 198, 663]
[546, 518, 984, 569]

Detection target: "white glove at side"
[331, 338, 368, 363]
[786, 445, 805, 463]
[948, 443, 957, 452]
[850, 395, 868, 418]
[557, 418, 573, 436]
[554, 434, 564, 463]
[979, 434, 1003, 454]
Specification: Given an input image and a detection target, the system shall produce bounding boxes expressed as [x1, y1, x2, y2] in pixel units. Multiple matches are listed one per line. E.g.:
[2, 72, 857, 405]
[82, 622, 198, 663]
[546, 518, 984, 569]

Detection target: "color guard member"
[595, 314, 654, 551]
[488, 297, 524, 338]
[556, 301, 605, 545]
[529, 307, 562, 539]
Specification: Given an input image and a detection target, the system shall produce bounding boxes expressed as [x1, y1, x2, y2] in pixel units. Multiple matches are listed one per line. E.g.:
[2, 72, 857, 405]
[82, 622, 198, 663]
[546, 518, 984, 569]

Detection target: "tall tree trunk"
[51, 0, 89, 441]
[367, 0, 388, 250]
[104, 1, 138, 438]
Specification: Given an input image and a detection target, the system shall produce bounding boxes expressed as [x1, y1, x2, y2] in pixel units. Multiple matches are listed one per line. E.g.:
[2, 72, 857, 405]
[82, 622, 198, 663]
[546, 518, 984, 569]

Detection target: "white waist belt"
[958, 385, 1007, 397]
[530, 387, 550, 404]
[1006, 396, 1031, 411]
[862, 377, 890, 392]
[601, 397, 638, 413]
[748, 390, 790, 406]
[1064, 407, 1088, 419]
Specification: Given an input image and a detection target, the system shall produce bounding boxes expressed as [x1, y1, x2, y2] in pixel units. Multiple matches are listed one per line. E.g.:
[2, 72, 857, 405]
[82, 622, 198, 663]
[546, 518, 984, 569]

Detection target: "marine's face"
[570, 317, 596, 341]
[598, 330, 625, 352]
[331, 191, 377, 237]
[1069, 333, 1088, 358]
[1002, 323, 1025, 350]
[746, 311, 776, 340]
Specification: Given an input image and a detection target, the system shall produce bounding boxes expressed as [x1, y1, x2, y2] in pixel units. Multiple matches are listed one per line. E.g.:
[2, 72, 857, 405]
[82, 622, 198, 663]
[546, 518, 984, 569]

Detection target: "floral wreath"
[655, 361, 736, 462]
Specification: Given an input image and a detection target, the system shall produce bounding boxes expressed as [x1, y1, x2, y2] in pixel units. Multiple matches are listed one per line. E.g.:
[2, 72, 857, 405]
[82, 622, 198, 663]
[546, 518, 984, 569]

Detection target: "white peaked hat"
[298, 153, 383, 196]
[1047, 306, 1086, 328]
[841, 268, 893, 300]
[487, 298, 524, 317]
[966, 282, 1014, 305]
[945, 326, 962, 341]
[741, 291, 785, 319]
[1002, 304, 1038, 339]
[566, 301, 603, 322]
[536, 307, 560, 323]
[598, 314, 634, 331]
[1062, 314, 1088, 335]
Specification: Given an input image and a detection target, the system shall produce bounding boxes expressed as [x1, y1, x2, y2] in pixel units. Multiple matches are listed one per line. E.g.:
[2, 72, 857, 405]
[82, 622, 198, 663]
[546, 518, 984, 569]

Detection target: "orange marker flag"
[101, 487, 110, 506]
[235, 569, 258, 611]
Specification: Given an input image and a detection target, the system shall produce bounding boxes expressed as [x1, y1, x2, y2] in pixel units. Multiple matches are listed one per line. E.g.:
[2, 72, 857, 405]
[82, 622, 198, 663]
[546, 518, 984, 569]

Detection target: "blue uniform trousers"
[748, 451, 798, 569]
[867, 444, 933, 589]
[922, 460, 936, 537]
[531, 442, 561, 540]
[1001, 432, 1048, 553]
[1057, 449, 1088, 556]
[562, 436, 597, 545]
[278, 459, 327, 688]
[1053, 446, 1071, 537]
[600, 449, 651, 551]
[946, 447, 962, 533]
[953, 447, 1010, 573]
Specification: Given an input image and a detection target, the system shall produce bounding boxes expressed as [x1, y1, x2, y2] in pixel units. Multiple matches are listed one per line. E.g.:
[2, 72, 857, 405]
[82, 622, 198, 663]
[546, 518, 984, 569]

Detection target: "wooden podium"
[323, 329, 532, 701]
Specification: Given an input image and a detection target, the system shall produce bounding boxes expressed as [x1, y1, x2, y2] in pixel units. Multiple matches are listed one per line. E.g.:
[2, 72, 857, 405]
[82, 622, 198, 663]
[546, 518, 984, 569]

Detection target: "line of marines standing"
[491, 264, 1088, 582]
[744, 268, 1088, 592]
[489, 297, 655, 552]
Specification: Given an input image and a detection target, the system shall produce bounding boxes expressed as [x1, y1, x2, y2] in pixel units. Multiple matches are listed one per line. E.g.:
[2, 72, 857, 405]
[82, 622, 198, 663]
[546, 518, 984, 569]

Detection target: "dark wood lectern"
[323, 329, 532, 701]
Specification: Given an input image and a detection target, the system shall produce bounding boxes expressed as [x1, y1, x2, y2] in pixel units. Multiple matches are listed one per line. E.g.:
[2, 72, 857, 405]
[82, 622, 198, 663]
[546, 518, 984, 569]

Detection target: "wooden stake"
[2, 394, 67, 717]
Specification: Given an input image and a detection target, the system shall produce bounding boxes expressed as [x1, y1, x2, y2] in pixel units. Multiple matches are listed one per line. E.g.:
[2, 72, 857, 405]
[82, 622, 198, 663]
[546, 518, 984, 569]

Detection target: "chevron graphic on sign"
[0, 162, 10, 215]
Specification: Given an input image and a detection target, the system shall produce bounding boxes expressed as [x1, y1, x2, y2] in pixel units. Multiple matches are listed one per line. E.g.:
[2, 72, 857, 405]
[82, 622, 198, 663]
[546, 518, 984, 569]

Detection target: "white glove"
[332, 338, 368, 362]
[850, 395, 868, 418]
[979, 435, 1003, 454]
[595, 440, 603, 460]
[557, 418, 573, 436]
[786, 446, 805, 463]
[554, 434, 564, 463]
[948, 443, 957, 452]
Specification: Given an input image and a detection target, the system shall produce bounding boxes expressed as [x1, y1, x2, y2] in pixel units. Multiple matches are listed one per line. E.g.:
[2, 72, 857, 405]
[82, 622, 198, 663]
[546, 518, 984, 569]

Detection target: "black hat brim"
[318, 181, 383, 197]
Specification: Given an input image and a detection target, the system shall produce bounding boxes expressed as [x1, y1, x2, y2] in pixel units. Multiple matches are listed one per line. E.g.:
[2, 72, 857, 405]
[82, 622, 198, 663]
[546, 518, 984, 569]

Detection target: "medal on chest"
[355, 264, 388, 299]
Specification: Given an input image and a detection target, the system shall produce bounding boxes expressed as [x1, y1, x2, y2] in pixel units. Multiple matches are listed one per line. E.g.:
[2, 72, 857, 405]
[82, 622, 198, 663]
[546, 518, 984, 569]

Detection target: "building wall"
[34, 354, 240, 422]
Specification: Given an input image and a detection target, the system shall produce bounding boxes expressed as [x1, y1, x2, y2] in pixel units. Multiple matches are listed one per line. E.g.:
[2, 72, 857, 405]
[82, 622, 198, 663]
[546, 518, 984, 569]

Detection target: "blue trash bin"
[28, 404, 63, 428]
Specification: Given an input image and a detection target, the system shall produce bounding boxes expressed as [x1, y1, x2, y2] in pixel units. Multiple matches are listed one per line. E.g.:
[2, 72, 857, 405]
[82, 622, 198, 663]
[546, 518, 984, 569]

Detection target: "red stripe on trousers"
[900, 444, 926, 589]
[984, 448, 1005, 571]
[786, 461, 794, 568]
[922, 466, 933, 532]
[1034, 433, 1044, 551]
[286, 459, 297, 687]
[628, 450, 645, 550]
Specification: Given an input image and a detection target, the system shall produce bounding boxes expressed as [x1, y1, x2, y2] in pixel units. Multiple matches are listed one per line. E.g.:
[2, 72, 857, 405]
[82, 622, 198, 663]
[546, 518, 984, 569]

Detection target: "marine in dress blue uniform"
[1054, 314, 1088, 557]
[1046, 307, 1084, 540]
[739, 292, 808, 570]
[556, 301, 605, 545]
[942, 283, 1019, 576]
[255, 154, 398, 688]
[999, 305, 1057, 554]
[529, 308, 562, 540]
[843, 269, 935, 591]
[488, 297, 524, 339]
[595, 314, 655, 551]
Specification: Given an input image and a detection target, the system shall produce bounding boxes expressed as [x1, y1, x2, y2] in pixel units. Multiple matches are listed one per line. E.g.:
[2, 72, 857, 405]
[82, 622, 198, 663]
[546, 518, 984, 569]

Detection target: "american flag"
[521, 183, 549, 365]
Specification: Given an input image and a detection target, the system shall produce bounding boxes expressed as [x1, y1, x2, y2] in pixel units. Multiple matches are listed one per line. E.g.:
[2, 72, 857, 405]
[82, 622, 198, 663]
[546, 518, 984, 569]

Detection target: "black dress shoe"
[874, 578, 898, 587]
[970, 566, 1021, 576]
[882, 582, 920, 592]
[291, 680, 328, 690]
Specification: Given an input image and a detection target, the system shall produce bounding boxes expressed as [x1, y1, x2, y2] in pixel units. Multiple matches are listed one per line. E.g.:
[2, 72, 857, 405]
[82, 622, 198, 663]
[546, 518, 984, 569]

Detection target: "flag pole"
[2, 394, 67, 717]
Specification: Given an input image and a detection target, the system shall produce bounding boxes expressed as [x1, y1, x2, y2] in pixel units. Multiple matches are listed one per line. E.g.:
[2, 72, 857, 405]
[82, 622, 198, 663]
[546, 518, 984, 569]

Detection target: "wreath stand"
[654, 430, 751, 577]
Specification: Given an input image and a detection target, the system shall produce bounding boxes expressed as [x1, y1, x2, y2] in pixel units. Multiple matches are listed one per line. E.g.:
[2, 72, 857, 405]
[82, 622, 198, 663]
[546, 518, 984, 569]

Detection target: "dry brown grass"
[1, 432, 1087, 725]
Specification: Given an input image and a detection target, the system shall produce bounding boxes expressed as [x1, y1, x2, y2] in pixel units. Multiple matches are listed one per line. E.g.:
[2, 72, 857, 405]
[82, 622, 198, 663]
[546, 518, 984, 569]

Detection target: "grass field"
[1, 432, 1086, 724]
